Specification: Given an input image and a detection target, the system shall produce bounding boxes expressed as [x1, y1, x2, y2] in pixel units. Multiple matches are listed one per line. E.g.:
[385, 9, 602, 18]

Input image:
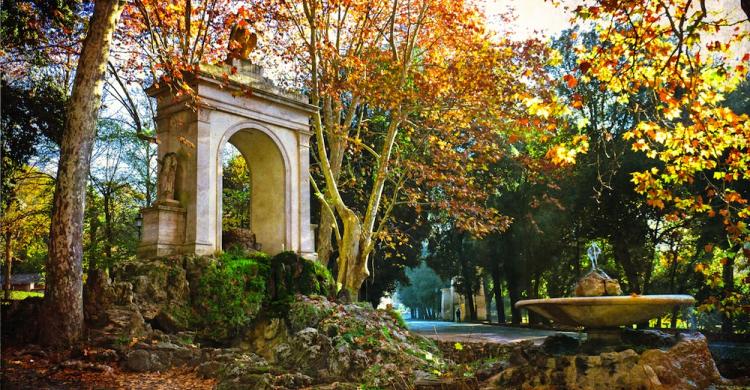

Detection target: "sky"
[481, 0, 578, 39]
[481, 0, 749, 59]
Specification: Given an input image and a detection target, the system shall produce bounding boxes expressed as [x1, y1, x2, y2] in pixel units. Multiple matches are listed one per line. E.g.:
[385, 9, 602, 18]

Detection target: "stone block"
[137, 203, 186, 258]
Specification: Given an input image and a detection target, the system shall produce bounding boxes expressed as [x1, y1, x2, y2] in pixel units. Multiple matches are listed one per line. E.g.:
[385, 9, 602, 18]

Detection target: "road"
[406, 320, 576, 344]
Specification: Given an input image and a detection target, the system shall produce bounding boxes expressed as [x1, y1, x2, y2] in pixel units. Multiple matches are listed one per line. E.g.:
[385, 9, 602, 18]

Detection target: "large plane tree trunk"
[40, 0, 124, 347]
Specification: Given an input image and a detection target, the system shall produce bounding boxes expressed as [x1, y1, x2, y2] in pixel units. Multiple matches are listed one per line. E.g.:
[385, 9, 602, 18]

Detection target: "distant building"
[440, 279, 487, 322]
[0, 273, 44, 292]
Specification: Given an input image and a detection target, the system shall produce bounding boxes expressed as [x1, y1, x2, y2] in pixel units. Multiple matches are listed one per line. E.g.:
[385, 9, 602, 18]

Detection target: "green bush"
[268, 251, 335, 303]
[194, 252, 270, 341]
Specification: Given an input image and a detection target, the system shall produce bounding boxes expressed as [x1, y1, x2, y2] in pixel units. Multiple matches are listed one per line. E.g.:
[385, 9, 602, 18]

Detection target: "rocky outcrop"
[267, 252, 335, 302]
[222, 228, 261, 253]
[235, 295, 442, 387]
[638, 333, 723, 388]
[574, 269, 622, 297]
[113, 252, 336, 341]
[237, 317, 290, 362]
[488, 332, 725, 390]
[82, 253, 444, 387]
[196, 349, 313, 389]
[83, 270, 148, 346]
[114, 294, 442, 388]
[124, 340, 201, 372]
[120, 257, 190, 321]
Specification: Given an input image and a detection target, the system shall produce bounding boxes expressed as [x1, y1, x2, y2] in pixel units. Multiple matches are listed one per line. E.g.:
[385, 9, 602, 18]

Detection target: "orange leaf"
[563, 74, 578, 88]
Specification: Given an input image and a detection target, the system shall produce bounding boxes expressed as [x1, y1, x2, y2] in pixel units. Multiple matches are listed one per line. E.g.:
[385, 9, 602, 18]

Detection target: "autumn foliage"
[537, 1, 750, 243]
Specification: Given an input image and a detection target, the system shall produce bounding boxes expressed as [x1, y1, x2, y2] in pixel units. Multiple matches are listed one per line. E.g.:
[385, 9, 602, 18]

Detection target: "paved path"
[407, 320, 575, 344]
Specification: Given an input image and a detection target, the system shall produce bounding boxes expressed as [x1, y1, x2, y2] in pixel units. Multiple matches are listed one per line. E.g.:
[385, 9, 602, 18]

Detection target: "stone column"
[192, 108, 217, 255]
[298, 131, 316, 259]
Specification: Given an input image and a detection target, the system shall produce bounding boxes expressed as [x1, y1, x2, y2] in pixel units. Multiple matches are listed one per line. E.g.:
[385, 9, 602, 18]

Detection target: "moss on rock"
[267, 252, 335, 305]
[239, 295, 445, 387]
[193, 252, 271, 342]
[288, 297, 334, 333]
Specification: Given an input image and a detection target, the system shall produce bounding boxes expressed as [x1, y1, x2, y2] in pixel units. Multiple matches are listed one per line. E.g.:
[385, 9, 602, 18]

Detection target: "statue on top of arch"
[227, 22, 257, 62]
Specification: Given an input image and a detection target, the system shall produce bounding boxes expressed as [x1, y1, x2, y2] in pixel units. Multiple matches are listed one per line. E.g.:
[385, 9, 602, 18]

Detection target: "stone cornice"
[146, 62, 317, 114]
[152, 95, 313, 135]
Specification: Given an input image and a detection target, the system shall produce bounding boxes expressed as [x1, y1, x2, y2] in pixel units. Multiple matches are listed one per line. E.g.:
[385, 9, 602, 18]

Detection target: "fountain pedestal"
[586, 328, 623, 345]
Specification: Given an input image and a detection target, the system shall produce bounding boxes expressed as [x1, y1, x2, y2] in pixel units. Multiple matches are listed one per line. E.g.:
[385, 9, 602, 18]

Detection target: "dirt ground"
[1, 346, 216, 390]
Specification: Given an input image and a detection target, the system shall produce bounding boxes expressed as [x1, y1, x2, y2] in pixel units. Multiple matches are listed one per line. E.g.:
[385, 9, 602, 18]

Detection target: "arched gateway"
[138, 60, 316, 259]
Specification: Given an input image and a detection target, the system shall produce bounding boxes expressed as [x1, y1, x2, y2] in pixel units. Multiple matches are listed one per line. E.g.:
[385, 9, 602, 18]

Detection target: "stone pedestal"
[137, 201, 187, 258]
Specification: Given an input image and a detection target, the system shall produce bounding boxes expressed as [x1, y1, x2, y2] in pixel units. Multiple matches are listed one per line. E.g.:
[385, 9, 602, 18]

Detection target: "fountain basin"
[515, 294, 695, 328]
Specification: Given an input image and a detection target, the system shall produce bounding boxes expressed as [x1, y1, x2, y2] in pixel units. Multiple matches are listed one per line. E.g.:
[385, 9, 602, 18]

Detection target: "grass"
[5, 291, 44, 300]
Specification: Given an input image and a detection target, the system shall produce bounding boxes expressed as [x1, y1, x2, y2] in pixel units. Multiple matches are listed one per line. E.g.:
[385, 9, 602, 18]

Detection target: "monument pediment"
[146, 60, 315, 134]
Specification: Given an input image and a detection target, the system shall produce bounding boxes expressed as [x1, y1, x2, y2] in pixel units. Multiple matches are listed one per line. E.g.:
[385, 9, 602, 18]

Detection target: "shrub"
[268, 252, 335, 303]
[194, 252, 270, 341]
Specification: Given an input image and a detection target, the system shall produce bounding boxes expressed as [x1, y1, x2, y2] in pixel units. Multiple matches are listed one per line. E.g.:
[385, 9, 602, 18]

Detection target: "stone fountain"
[516, 243, 694, 343]
[488, 244, 731, 389]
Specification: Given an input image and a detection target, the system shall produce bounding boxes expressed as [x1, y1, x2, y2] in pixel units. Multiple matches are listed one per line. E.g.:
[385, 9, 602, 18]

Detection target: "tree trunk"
[491, 261, 505, 324]
[86, 187, 100, 280]
[3, 232, 12, 300]
[343, 112, 402, 293]
[459, 255, 477, 321]
[721, 252, 735, 336]
[337, 208, 366, 295]
[527, 273, 543, 325]
[317, 208, 336, 267]
[483, 274, 492, 322]
[103, 189, 113, 260]
[612, 238, 641, 293]
[40, 0, 124, 347]
[668, 247, 679, 329]
[573, 232, 583, 280]
[507, 257, 522, 324]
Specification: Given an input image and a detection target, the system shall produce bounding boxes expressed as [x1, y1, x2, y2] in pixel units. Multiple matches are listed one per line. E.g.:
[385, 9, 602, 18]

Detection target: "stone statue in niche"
[227, 22, 257, 61]
[158, 152, 178, 204]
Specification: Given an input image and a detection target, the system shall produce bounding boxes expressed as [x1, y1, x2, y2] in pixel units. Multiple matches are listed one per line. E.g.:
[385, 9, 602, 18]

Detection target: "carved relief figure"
[158, 152, 178, 203]
[227, 23, 257, 61]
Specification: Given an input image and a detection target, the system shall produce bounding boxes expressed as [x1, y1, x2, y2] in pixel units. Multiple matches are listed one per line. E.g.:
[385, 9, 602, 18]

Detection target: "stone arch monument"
[138, 59, 316, 259]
